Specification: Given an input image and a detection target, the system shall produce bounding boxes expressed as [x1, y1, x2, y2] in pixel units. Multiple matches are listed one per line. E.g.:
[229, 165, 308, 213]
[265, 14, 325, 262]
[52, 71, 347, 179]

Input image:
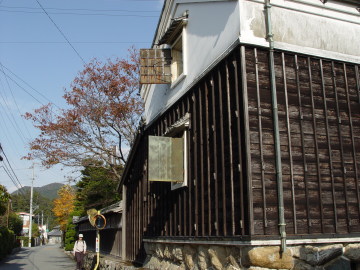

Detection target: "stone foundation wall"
[143, 242, 360, 270]
[66, 251, 141, 270]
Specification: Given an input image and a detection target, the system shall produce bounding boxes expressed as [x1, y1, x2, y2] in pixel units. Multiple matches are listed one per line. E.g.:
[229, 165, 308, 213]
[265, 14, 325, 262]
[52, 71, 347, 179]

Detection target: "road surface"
[0, 244, 76, 270]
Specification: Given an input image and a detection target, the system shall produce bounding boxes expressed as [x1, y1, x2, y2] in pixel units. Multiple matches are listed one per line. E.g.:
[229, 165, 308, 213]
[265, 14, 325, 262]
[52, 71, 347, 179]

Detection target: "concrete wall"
[239, 0, 360, 60]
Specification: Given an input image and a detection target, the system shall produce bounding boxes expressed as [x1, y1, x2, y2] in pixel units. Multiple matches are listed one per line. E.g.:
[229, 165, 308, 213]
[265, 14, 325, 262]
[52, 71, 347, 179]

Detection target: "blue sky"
[0, 0, 163, 193]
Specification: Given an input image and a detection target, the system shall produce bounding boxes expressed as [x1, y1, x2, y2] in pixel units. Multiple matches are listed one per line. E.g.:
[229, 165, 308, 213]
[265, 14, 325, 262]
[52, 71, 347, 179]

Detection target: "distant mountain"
[12, 183, 66, 200]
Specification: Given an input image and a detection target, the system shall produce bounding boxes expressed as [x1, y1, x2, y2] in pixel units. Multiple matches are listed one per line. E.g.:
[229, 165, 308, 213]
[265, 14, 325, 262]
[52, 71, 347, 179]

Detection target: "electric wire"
[0, 165, 22, 193]
[0, 145, 25, 191]
[0, 110, 21, 154]
[34, 0, 86, 64]
[0, 41, 150, 44]
[0, 145, 25, 195]
[0, 5, 160, 12]
[0, 67, 50, 106]
[0, 63, 60, 109]
[0, 84, 28, 145]
[0, 62, 32, 138]
[0, 165, 21, 190]
[0, 9, 158, 17]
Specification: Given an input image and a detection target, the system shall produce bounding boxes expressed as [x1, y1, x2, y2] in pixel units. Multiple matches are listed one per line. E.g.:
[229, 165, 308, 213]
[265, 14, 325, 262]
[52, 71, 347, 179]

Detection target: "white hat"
[79, 234, 83, 238]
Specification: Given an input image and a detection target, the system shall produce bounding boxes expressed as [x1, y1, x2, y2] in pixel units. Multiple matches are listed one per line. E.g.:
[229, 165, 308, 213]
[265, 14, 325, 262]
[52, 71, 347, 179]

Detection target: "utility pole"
[29, 164, 35, 247]
[6, 199, 11, 228]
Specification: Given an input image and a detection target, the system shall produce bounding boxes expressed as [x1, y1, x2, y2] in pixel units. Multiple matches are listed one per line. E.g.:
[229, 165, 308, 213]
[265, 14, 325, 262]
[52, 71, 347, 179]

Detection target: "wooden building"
[76, 202, 123, 258]
[118, 0, 360, 267]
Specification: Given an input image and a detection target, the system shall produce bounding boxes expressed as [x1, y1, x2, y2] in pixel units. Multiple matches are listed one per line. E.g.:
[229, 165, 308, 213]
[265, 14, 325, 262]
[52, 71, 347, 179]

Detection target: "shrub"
[64, 222, 76, 251]
[65, 243, 74, 251]
[0, 227, 15, 260]
[16, 236, 31, 247]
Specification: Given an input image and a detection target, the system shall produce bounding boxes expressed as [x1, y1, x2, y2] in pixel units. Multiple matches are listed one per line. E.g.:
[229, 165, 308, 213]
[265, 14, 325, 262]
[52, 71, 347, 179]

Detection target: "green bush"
[65, 243, 74, 251]
[8, 213, 23, 236]
[0, 227, 15, 260]
[17, 236, 30, 247]
[64, 210, 83, 251]
[64, 222, 76, 251]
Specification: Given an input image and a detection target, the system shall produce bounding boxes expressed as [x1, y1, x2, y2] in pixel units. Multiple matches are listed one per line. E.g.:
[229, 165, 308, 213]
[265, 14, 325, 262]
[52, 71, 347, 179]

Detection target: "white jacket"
[73, 240, 87, 253]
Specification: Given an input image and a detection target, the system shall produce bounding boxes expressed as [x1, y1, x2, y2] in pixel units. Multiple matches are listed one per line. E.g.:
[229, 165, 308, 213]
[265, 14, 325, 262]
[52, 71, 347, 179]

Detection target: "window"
[148, 113, 189, 190]
[171, 35, 184, 82]
[148, 135, 184, 183]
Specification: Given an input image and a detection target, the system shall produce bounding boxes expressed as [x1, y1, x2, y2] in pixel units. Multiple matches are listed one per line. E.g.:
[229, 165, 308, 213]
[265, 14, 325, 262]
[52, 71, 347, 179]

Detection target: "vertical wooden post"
[240, 46, 254, 235]
[122, 186, 127, 260]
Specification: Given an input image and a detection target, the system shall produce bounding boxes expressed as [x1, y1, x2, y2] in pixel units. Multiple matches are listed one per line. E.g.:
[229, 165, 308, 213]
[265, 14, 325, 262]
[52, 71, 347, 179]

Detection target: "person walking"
[73, 234, 87, 270]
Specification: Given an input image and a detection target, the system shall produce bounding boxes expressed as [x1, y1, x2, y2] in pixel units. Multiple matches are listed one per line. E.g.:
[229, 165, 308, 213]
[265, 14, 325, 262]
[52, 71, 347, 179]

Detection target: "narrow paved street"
[0, 244, 76, 270]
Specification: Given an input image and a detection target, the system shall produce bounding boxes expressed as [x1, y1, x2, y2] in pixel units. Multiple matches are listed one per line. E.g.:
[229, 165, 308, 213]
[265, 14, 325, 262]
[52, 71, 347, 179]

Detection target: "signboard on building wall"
[140, 49, 172, 84]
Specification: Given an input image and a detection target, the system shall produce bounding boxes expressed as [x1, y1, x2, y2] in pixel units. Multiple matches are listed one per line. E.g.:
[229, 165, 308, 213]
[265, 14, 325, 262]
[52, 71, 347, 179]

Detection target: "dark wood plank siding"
[245, 47, 360, 236]
[79, 214, 122, 258]
[123, 45, 360, 262]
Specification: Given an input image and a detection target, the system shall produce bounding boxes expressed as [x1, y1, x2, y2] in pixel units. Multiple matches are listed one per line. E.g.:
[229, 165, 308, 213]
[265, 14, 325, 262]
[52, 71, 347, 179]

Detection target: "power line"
[0, 9, 158, 17]
[0, 165, 22, 192]
[0, 84, 28, 144]
[0, 144, 25, 195]
[0, 68, 48, 106]
[0, 63, 60, 109]
[0, 41, 150, 44]
[0, 113, 19, 152]
[0, 145, 24, 189]
[0, 62, 32, 138]
[0, 5, 159, 13]
[34, 0, 85, 64]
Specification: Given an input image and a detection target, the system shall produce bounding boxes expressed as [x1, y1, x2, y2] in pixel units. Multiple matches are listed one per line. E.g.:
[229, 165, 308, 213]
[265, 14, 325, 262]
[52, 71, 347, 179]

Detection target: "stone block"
[209, 246, 227, 270]
[293, 259, 314, 270]
[247, 246, 293, 269]
[144, 255, 161, 270]
[197, 246, 210, 270]
[172, 245, 184, 263]
[290, 246, 301, 259]
[159, 259, 172, 269]
[300, 245, 343, 266]
[247, 267, 272, 270]
[155, 243, 165, 259]
[168, 263, 181, 270]
[324, 256, 351, 270]
[344, 243, 360, 262]
[225, 254, 241, 270]
[164, 246, 172, 260]
[183, 245, 197, 270]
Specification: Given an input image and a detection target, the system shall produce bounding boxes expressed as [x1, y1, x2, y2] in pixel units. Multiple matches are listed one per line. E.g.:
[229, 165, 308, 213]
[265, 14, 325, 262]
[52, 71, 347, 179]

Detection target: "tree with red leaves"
[24, 48, 143, 179]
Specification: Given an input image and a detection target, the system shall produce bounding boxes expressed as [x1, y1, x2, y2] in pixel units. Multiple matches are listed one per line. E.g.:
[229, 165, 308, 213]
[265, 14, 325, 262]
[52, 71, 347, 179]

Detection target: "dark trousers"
[75, 252, 85, 269]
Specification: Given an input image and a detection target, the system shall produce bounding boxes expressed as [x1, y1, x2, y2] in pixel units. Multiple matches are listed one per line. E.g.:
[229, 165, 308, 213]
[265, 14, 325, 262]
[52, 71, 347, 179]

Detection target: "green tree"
[75, 160, 122, 214]
[0, 185, 10, 216]
[64, 208, 83, 251]
[11, 191, 56, 230]
[7, 213, 23, 235]
[31, 223, 40, 238]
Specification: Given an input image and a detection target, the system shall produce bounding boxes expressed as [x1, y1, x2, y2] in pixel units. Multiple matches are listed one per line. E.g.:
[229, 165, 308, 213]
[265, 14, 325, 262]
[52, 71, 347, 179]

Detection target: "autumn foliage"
[24, 47, 143, 178]
[53, 185, 75, 231]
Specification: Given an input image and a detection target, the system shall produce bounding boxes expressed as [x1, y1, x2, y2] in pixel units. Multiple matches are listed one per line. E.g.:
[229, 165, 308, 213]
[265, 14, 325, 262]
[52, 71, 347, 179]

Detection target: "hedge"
[0, 227, 15, 260]
[16, 236, 37, 247]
